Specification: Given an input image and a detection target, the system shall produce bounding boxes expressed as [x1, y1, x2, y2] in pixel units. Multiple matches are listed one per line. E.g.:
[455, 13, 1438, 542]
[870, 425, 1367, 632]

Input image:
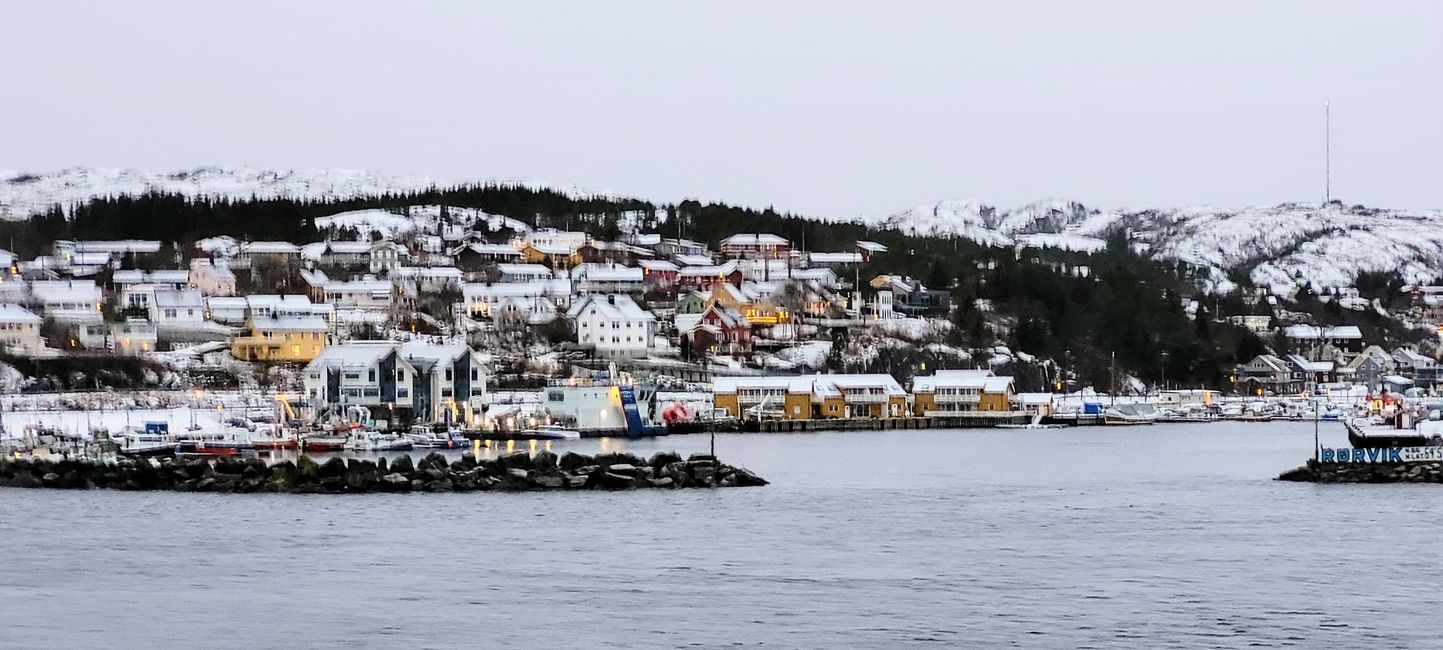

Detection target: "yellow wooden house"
[230, 314, 329, 362]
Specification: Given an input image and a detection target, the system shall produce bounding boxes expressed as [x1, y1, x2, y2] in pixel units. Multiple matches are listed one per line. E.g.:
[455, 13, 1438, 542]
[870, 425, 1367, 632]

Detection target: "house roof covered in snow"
[721, 233, 789, 246]
[566, 294, 655, 322]
[0, 303, 41, 324]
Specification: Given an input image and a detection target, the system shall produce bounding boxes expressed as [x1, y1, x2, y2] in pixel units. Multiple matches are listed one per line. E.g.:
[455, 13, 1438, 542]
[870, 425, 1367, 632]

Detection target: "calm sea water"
[3, 421, 1440, 649]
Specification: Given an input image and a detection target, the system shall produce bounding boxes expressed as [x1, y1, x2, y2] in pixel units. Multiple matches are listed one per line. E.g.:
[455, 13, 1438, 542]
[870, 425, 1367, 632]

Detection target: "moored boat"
[519, 424, 581, 440]
[177, 428, 254, 456]
[344, 431, 414, 452]
[407, 425, 468, 449]
[249, 429, 299, 450]
[300, 434, 348, 452]
[116, 431, 180, 458]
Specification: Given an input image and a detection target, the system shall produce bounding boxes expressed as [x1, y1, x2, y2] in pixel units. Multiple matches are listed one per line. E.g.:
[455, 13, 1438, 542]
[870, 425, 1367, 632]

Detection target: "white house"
[323, 277, 393, 310]
[113, 269, 191, 292]
[568, 294, 656, 358]
[30, 280, 103, 323]
[393, 266, 464, 291]
[112, 319, 158, 354]
[463, 280, 570, 319]
[189, 259, 237, 296]
[496, 263, 554, 283]
[524, 229, 589, 252]
[208, 294, 332, 325]
[572, 263, 645, 294]
[0, 304, 44, 354]
[152, 289, 207, 325]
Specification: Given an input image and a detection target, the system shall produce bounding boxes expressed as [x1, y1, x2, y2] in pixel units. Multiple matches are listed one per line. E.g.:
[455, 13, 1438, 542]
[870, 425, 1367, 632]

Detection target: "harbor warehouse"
[713, 374, 907, 420]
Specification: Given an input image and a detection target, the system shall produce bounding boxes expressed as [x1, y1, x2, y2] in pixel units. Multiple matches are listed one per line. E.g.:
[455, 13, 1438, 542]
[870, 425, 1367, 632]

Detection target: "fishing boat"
[177, 428, 254, 456]
[406, 425, 468, 449]
[344, 431, 414, 452]
[1345, 412, 1443, 449]
[249, 428, 299, 450]
[116, 431, 179, 458]
[300, 433, 349, 452]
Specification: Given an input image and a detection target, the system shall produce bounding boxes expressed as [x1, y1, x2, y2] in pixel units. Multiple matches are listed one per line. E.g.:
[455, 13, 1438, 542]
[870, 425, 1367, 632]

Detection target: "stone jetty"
[1277, 459, 1443, 484]
[0, 450, 767, 493]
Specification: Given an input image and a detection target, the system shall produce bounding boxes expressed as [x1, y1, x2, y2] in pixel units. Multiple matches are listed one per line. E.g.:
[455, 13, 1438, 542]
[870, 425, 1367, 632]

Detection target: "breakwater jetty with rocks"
[0, 450, 767, 493]
[1277, 459, 1443, 484]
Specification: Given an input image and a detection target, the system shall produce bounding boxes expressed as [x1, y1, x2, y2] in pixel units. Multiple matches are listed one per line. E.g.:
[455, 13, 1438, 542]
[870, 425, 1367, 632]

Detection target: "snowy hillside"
[875, 199, 1443, 293]
[5, 167, 1439, 294]
[0, 166, 608, 220]
[0, 167, 441, 219]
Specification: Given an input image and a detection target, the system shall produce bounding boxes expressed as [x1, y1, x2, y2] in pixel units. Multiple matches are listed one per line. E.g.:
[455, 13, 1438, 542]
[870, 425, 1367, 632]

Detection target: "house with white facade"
[189, 259, 237, 296]
[0, 304, 44, 354]
[30, 280, 103, 323]
[572, 263, 645, 294]
[567, 294, 656, 358]
[463, 280, 570, 320]
[113, 269, 191, 292]
[323, 277, 393, 311]
[152, 289, 207, 325]
[496, 263, 554, 283]
[111, 319, 158, 354]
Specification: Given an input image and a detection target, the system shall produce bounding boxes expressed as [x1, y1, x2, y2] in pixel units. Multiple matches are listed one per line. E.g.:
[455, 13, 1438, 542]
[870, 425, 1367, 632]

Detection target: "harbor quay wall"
[743, 415, 1029, 434]
[1277, 459, 1443, 484]
[0, 451, 767, 494]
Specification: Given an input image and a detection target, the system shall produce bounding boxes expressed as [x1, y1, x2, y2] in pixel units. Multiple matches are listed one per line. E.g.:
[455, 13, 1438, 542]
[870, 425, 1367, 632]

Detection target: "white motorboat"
[344, 431, 414, 452]
[520, 424, 581, 440]
[1103, 403, 1161, 425]
[406, 425, 468, 449]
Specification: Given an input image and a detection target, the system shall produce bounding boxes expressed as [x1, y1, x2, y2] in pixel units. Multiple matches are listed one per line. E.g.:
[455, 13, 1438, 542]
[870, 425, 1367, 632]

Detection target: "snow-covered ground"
[315, 204, 532, 239]
[0, 167, 610, 220]
[873, 199, 1443, 293]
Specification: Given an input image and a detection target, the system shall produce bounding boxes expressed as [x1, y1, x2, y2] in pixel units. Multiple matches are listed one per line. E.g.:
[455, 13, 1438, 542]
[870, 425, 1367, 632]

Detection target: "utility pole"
[1110, 351, 1117, 406]
[1313, 397, 1320, 462]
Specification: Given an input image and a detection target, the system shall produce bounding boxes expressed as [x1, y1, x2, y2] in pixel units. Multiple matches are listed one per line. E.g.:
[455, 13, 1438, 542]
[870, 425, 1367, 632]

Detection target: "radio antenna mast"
[1324, 99, 1331, 205]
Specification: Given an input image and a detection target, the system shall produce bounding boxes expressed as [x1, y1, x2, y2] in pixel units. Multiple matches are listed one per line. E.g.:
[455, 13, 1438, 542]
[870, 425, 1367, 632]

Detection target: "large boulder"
[649, 451, 683, 469]
[731, 467, 769, 487]
[318, 457, 348, 479]
[390, 454, 415, 476]
[595, 452, 643, 469]
[559, 452, 594, 471]
[532, 449, 558, 472]
[498, 451, 532, 470]
[419, 453, 448, 473]
[534, 474, 565, 490]
[597, 471, 635, 490]
[380, 473, 412, 492]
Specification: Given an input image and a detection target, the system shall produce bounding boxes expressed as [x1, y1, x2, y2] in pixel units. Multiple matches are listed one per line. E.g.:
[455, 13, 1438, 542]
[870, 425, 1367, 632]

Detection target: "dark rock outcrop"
[0, 451, 766, 494]
[1277, 459, 1443, 484]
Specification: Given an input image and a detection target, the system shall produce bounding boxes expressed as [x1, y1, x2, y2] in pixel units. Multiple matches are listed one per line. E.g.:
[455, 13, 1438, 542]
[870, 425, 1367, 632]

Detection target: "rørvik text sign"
[1321, 447, 1443, 463]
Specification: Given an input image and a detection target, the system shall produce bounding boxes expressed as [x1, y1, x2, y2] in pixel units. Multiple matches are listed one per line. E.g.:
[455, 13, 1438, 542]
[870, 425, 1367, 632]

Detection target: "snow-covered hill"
[0, 166, 610, 220]
[4, 167, 1438, 294]
[875, 199, 1443, 293]
[0, 167, 443, 218]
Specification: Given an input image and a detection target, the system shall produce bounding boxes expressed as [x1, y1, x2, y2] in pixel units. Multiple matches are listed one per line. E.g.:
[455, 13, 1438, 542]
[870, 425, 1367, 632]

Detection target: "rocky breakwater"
[0, 450, 767, 493]
[1277, 459, 1443, 484]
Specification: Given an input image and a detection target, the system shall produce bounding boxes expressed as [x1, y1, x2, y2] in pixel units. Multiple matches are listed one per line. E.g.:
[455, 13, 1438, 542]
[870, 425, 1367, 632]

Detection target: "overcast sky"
[2, 1, 1440, 217]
